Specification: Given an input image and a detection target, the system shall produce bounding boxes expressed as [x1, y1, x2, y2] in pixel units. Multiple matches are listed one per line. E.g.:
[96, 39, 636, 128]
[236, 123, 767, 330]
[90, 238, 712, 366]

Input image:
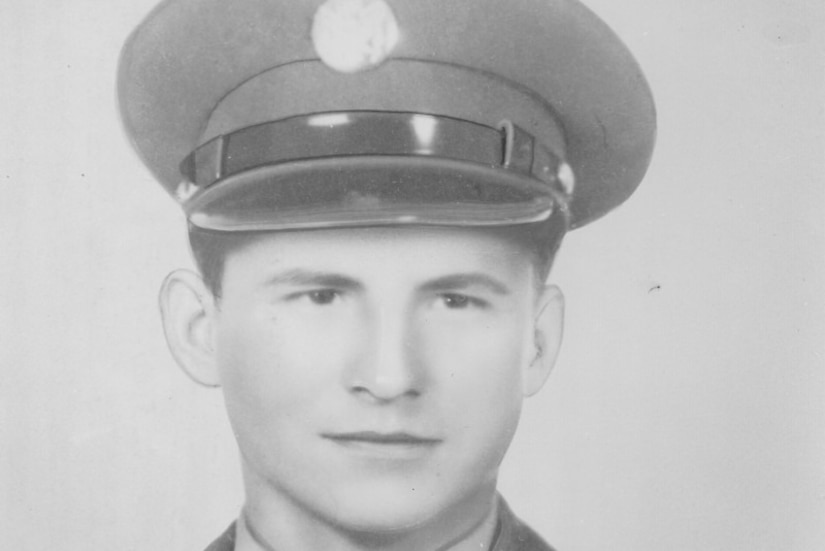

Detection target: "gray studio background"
[1, 0, 823, 549]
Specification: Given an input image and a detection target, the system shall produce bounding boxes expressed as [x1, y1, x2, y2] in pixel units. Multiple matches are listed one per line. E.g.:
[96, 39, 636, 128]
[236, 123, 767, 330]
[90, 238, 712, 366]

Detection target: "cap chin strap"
[180, 111, 572, 202]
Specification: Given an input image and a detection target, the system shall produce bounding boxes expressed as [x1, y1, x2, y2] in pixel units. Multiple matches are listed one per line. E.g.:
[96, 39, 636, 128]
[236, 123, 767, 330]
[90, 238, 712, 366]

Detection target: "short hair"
[188, 215, 567, 299]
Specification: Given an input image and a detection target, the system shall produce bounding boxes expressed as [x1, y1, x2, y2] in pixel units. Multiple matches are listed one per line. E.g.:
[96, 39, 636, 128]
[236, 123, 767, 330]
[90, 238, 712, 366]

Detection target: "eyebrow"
[262, 270, 510, 295]
[418, 273, 510, 296]
[263, 269, 363, 290]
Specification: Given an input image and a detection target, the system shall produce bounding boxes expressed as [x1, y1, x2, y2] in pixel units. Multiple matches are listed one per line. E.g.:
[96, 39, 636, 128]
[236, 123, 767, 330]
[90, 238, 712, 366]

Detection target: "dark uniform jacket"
[205, 496, 555, 550]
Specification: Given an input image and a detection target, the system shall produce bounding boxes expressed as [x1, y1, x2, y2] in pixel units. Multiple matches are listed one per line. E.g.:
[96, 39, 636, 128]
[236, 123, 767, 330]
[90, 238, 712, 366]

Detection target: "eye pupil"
[444, 294, 469, 308]
[310, 290, 338, 304]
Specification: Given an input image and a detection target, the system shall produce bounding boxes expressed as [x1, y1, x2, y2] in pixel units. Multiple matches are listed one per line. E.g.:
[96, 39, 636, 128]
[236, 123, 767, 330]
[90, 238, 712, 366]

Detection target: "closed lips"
[322, 432, 441, 445]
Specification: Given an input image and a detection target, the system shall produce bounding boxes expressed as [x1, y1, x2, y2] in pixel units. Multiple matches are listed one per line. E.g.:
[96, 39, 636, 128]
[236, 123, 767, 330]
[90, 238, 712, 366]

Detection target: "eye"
[306, 289, 340, 305]
[438, 293, 481, 310]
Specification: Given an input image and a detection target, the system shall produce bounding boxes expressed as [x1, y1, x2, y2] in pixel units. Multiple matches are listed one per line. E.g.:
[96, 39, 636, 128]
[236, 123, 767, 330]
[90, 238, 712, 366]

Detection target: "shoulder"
[494, 496, 558, 551]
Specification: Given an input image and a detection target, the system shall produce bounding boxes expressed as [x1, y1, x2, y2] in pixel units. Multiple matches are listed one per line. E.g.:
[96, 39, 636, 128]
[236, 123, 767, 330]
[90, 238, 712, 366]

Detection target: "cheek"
[212, 308, 359, 430]
[422, 319, 528, 475]
[421, 310, 529, 375]
[420, 313, 529, 420]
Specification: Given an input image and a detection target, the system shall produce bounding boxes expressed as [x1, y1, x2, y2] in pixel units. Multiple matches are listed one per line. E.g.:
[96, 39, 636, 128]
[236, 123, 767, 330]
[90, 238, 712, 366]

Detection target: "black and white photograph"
[1, 1, 823, 549]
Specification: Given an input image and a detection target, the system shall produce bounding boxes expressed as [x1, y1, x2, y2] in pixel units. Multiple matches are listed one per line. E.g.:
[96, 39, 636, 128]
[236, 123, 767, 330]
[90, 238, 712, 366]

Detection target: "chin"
[316, 474, 494, 537]
[328, 484, 447, 533]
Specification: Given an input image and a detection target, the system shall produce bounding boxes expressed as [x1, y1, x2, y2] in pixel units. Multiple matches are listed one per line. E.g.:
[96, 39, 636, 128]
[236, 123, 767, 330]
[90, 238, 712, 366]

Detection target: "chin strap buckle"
[500, 119, 575, 196]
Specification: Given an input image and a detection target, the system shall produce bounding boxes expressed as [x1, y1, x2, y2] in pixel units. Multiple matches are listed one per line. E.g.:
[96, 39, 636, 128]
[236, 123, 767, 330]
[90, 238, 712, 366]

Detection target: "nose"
[346, 302, 422, 403]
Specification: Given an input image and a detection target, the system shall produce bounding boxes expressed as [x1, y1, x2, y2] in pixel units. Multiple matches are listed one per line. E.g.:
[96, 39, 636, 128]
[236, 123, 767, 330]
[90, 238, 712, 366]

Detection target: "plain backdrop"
[1, 1, 823, 549]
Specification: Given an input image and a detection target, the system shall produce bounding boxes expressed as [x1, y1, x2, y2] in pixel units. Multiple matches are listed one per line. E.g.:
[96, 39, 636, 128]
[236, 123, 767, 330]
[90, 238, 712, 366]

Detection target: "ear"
[522, 284, 564, 397]
[158, 269, 221, 387]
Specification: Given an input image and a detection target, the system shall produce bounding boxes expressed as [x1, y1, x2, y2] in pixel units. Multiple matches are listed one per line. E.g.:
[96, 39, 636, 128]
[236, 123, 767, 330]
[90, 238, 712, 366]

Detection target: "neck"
[235, 466, 500, 551]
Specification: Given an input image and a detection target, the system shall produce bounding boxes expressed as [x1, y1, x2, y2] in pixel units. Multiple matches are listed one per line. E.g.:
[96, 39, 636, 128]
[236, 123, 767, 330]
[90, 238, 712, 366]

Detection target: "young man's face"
[181, 226, 562, 533]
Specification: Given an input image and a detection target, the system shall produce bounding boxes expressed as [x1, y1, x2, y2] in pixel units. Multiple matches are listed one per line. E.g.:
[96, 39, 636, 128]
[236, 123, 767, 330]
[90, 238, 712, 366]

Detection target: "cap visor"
[185, 156, 556, 231]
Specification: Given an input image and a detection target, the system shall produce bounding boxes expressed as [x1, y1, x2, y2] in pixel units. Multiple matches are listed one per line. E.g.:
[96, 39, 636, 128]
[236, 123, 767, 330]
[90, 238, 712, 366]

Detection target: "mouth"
[321, 431, 442, 460]
[322, 431, 442, 446]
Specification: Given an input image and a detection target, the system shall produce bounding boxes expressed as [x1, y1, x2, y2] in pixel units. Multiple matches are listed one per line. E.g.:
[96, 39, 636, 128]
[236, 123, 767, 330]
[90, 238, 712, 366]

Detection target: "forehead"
[222, 226, 537, 284]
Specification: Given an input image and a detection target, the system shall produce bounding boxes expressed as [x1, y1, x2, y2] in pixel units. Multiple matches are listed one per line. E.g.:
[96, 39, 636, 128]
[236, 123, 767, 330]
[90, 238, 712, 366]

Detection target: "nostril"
[349, 382, 421, 402]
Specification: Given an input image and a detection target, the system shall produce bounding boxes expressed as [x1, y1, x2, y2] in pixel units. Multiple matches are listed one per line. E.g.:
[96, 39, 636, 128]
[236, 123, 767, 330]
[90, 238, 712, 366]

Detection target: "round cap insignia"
[311, 0, 400, 73]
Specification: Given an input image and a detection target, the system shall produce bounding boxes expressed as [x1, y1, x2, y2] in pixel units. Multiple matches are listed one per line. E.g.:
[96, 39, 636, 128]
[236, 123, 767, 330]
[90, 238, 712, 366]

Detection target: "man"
[118, 0, 655, 549]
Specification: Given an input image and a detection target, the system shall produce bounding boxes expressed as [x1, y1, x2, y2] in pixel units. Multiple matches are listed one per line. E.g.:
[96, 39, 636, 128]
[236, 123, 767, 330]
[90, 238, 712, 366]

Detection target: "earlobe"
[158, 269, 221, 388]
[523, 284, 564, 397]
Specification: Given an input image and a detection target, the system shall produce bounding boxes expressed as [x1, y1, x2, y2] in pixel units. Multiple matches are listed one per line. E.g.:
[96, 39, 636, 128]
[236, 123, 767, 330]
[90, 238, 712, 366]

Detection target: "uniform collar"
[205, 494, 555, 551]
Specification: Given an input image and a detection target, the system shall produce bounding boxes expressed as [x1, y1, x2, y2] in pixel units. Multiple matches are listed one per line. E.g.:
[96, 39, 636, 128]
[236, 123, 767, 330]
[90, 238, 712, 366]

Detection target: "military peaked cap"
[118, 0, 655, 232]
